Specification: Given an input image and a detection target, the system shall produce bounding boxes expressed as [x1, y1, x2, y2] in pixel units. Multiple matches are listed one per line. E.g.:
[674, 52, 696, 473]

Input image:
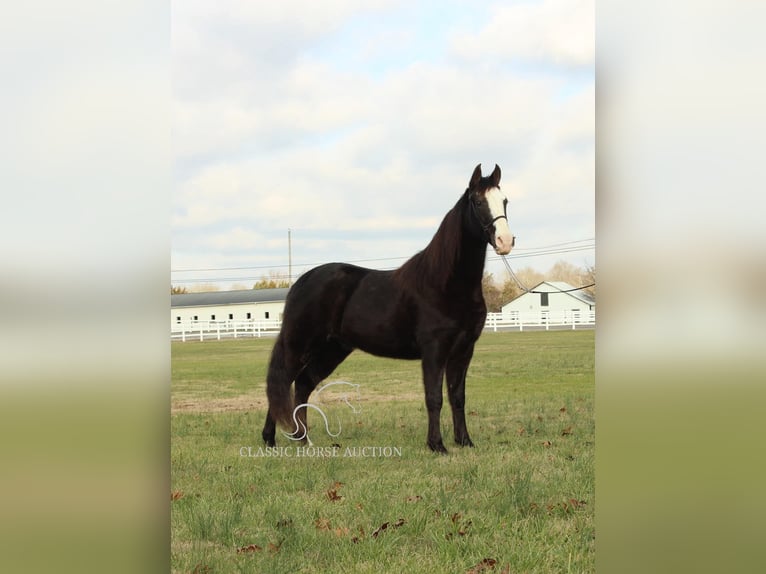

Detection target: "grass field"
[171, 330, 594, 573]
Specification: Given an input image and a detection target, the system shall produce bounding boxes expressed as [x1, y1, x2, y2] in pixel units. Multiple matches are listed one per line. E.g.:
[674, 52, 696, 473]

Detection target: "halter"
[483, 214, 508, 234]
[469, 194, 512, 247]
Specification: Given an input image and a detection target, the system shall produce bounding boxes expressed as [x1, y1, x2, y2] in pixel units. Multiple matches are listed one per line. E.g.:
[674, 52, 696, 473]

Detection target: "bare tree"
[481, 273, 504, 312]
[253, 270, 291, 290]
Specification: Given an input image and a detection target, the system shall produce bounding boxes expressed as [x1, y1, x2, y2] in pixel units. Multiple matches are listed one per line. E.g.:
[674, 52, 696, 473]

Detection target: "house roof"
[507, 281, 595, 306]
[171, 288, 290, 308]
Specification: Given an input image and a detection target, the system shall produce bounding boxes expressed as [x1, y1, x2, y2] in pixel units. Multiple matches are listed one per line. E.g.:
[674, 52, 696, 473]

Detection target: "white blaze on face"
[485, 187, 514, 255]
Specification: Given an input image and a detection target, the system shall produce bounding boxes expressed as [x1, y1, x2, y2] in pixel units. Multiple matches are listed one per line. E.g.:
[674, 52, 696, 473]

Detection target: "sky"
[171, 0, 594, 290]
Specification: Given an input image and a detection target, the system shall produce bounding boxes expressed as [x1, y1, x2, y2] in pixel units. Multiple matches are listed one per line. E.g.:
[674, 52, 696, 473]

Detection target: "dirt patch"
[171, 390, 424, 415]
[171, 395, 267, 415]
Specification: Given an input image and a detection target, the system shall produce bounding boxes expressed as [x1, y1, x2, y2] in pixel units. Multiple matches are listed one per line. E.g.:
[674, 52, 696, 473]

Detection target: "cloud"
[452, 0, 594, 67]
[172, 0, 594, 284]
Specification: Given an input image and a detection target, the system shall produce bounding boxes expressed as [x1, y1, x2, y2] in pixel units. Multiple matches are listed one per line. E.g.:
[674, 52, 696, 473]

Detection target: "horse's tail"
[265, 335, 294, 429]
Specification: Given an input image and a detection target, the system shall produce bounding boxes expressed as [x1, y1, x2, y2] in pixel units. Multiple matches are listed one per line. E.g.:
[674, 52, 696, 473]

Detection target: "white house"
[501, 281, 595, 324]
[170, 288, 289, 329]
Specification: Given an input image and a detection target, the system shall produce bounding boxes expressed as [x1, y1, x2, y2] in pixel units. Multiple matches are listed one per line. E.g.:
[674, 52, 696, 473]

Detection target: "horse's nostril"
[511, 236, 516, 247]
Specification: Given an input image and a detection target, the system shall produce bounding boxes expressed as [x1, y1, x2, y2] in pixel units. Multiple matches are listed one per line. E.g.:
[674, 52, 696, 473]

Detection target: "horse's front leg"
[422, 356, 447, 454]
[445, 344, 475, 447]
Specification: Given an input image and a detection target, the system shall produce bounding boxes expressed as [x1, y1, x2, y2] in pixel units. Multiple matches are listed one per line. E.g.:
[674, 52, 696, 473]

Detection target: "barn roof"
[542, 281, 595, 305]
[507, 281, 595, 306]
[171, 288, 289, 308]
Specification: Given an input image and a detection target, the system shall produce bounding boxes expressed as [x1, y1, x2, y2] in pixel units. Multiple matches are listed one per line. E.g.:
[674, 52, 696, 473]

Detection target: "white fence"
[171, 319, 282, 342]
[171, 311, 594, 342]
[483, 310, 595, 332]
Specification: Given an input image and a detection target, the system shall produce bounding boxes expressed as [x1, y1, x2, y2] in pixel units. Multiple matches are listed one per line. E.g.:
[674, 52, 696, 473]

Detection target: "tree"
[481, 273, 504, 312]
[253, 270, 291, 290]
[548, 260, 583, 285]
[581, 265, 596, 299]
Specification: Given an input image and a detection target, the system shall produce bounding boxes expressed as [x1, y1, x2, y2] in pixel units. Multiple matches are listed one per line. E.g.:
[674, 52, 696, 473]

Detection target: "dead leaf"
[192, 564, 211, 574]
[468, 410, 479, 416]
[541, 440, 552, 447]
[236, 544, 262, 554]
[559, 406, 567, 413]
[275, 518, 293, 528]
[267, 541, 282, 553]
[334, 527, 349, 537]
[561, 426, 573, 436]
[352, 526, 365, 543]
[466, 558, 497, 573]
[568, 498, 587, 509]
[355, 502, 364, 510]
[371, 518, 404, 539]
[314, 518, 331, 531]
[499, 564, 511, 574]
[450, 512, 462, 524]
[171, 490, 184, 501]
[326, 488, 343, 502]
[516, 427, 526, 436]
[406, 495, 422, 503]
[371, 522, 389, 538]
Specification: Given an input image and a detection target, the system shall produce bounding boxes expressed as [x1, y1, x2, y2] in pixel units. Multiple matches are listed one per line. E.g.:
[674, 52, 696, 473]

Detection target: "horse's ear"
[469, 164, 482, 188]
[490, 164, 501, 187]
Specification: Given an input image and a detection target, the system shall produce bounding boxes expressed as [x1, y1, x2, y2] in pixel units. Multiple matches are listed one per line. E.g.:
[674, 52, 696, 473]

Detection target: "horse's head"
[467, 164, 515, 255]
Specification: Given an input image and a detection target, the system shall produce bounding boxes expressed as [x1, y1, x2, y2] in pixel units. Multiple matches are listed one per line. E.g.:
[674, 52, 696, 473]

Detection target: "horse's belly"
[341, 319, 421, 360]
[357, 337, 421, 360]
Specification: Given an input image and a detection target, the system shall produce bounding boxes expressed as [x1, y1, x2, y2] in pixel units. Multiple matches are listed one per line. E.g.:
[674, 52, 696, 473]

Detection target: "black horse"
[262, 164, 515, 453]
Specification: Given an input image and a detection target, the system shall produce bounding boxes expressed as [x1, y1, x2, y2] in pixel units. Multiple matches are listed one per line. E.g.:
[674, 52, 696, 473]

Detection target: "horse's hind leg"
[262, 336, 304, 447]
[262, 413, 277, 447]
[292, 339, 353, 443]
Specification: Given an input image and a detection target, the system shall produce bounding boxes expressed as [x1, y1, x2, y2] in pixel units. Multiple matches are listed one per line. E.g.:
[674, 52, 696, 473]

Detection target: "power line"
[171, 238, 595, 274]
[170, 242, 594, 284]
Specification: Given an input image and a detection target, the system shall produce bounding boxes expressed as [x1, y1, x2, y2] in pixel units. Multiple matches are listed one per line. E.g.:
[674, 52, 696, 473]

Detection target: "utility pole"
[288, 228, 292, 286]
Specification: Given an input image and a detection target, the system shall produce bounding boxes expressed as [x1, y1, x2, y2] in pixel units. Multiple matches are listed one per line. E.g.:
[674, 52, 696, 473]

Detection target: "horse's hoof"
[262, 432, 276, 447]
[428, 441, 449, 455]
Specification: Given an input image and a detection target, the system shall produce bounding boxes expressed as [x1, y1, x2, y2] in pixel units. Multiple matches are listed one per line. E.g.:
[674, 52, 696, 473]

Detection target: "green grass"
[172, 330, 594, 573]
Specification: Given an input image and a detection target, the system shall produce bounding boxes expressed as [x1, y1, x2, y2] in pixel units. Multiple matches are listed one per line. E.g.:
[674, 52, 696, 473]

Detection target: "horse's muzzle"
[494, 232, 514, 255]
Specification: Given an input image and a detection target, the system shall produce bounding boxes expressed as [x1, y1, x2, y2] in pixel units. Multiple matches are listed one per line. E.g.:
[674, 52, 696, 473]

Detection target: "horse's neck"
[452, 233, 487, 290]
[419, 202, 486, 292]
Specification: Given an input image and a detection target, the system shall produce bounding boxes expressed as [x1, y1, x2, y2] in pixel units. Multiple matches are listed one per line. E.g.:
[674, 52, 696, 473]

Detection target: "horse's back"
[280, 262, 371, 338]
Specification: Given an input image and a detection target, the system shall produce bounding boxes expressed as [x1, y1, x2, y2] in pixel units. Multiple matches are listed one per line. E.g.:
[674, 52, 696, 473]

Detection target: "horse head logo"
[283, 381, 362, 446]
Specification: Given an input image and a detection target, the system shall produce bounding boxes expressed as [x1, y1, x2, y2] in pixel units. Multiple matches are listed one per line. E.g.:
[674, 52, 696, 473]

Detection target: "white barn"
[170, 288, 289, 330]
[501, 281, 595, 324]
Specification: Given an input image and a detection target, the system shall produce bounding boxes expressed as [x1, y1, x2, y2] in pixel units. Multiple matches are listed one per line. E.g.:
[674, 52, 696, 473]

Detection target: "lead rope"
[499, 253, 595, 295]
